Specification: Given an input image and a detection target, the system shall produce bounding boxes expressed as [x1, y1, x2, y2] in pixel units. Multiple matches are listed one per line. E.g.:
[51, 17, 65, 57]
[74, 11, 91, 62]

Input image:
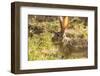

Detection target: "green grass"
[28, 16, 88, 61]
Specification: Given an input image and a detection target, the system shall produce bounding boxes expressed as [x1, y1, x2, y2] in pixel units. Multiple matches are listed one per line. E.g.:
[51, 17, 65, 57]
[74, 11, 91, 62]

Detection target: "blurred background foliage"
[28, 15, 88, 60]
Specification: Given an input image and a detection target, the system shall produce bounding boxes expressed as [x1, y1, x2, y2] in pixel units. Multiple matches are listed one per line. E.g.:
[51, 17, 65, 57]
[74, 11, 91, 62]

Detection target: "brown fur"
[59, 16, 69, 33]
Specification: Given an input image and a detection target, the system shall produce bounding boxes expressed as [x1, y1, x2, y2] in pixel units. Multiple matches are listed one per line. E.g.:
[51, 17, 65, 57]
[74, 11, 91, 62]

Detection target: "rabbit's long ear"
[63, 16, 69, 28]
[59, 16, 63, 23]
[59, 16, 64, 33]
